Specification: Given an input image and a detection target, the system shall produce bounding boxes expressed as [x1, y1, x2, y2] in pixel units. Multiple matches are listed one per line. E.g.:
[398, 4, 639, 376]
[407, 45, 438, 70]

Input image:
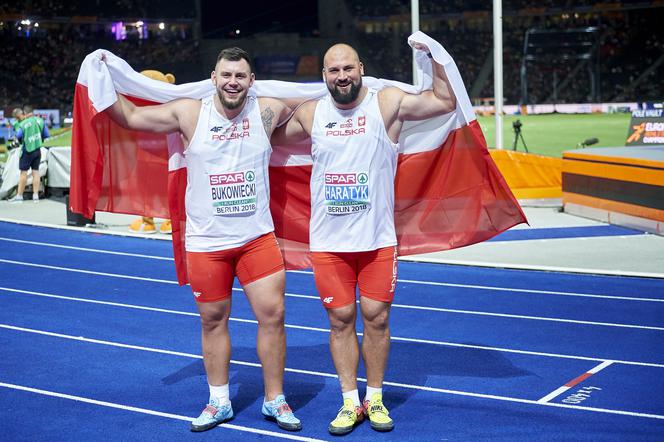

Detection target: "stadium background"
[1, 0, 662, 157]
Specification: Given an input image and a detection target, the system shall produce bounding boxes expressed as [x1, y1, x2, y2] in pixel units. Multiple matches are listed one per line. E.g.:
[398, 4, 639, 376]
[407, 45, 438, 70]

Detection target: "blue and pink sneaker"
[190, 397, 233, 432]
[261, 394, 302, 431]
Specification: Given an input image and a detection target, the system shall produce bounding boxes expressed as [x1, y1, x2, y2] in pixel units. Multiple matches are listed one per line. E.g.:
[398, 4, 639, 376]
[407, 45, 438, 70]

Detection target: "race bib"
[324, 172, 370, 215]
[209, 170, 257, 215]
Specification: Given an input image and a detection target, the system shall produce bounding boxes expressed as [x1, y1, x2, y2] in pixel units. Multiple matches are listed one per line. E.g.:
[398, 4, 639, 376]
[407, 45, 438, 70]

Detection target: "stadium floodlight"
[158, 22, 165, 30]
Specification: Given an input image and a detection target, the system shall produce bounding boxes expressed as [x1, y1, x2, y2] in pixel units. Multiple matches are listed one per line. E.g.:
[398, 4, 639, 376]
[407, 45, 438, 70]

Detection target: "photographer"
[9, 105, 49, 203]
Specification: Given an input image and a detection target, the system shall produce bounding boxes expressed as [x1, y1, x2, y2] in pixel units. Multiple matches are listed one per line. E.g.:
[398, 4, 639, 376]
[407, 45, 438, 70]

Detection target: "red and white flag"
[71, 31, 526, 284]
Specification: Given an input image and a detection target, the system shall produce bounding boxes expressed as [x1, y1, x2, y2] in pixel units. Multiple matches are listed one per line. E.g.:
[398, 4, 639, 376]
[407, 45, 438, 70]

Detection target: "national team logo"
[242, 118, 250, 130]
[358, 116, 366, 126]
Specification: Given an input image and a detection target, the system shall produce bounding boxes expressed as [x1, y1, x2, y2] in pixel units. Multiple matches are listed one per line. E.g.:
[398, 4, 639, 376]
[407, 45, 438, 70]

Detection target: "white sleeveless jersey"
[184, 95, 274, 252]
[309, 89, 399, 252]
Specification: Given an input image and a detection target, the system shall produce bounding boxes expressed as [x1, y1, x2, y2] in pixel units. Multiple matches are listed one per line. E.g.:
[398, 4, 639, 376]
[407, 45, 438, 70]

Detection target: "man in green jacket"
[9, 106, 49, 203]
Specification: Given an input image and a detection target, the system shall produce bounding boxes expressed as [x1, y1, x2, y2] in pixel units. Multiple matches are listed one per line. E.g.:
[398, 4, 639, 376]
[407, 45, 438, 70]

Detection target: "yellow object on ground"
[489, 149, 562, 199]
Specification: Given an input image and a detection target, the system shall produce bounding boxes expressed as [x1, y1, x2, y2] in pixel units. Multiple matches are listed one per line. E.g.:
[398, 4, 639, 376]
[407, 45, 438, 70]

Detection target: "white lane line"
[0, 219, 174, 241]
[400, 257, 664, 280]
[0, 382, 324, 441]
[1, 265, 662, 331]
[288, 270, 664, 303]
[1, 287, 663, 368]
[0, 237, 173, 260]
[0, 259, 177, 284]
[2, 324, 664, 422]
[390, 302, 664, 331]
[538, 361, 614, 403]
[2, 238, 662, 302]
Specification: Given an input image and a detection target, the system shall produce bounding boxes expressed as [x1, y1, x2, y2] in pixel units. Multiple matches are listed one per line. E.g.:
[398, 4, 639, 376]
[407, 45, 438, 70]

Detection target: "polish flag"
[70, 32, 526, 284]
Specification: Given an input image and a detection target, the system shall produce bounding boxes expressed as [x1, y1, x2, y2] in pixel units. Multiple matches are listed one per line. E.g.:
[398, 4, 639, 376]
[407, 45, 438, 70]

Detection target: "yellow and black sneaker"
[363, 393, 394, 432]
[328, 398, 365, 435]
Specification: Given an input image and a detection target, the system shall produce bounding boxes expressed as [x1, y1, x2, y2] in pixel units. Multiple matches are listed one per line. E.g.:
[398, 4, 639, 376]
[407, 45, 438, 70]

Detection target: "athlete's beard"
[217, 88, 248, 110]
[329, 77, 362, 105]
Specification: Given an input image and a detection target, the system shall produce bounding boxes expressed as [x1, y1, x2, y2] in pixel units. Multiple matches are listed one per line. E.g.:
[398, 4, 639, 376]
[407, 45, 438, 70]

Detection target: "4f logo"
[325, 122, 337, 129]
[210, 126, 224, 132]
[323, 297, 333, 304]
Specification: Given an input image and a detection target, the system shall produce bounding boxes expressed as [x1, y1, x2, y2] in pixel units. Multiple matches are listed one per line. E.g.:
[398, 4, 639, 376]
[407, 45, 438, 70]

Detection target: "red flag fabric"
[71, 32, 526, 285]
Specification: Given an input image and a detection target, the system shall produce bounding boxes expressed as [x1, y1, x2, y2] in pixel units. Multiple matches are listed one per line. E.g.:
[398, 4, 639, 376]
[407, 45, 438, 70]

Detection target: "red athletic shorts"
[311, 246, 398, 309]
[186, 232, 284, 303]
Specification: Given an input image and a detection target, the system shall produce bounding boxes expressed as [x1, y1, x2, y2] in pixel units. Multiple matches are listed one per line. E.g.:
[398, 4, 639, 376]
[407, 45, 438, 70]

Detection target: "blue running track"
[1, 221, 663, 441]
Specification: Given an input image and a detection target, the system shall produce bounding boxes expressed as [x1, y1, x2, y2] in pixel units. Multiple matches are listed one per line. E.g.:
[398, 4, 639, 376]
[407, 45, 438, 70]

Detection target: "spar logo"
[325, 173, 356, 184]
[325, 115, 366, 137]
[324, 172, 367, 186]
[209, 171, 255, 186]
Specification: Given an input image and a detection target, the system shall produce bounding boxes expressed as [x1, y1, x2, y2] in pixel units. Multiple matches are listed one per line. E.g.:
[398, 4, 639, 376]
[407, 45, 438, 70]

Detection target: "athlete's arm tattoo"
[261, 106, 275, 135]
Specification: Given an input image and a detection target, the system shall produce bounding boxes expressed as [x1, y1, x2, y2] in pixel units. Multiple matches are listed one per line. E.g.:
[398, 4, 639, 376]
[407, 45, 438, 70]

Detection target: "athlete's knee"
[328, 306, 356, 335]
[362, 305, 390, 332]
[198, 303, 231, 334]
[256, 301, 285, 328]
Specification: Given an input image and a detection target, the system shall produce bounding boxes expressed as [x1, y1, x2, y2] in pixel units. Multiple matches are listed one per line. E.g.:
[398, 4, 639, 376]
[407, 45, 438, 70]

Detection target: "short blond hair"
[12, 108, 24, 118]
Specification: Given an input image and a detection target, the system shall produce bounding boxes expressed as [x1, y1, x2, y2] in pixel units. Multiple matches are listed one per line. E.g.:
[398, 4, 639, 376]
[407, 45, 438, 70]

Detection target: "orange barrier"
[489, 149, 562, 199]
[562, 147, 664, 224]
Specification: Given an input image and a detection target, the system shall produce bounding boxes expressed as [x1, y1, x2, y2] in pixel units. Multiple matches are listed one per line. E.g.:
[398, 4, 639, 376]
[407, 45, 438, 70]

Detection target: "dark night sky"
[201, 0, 318, 38]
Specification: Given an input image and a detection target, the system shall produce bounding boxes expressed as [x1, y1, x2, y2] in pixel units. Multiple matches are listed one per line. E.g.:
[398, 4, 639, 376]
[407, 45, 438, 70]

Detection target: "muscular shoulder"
[296, 99, 318, 117]
[377, 87, 405, 124]
[174, 98, 201, 139]
[293, 99, 318, 132]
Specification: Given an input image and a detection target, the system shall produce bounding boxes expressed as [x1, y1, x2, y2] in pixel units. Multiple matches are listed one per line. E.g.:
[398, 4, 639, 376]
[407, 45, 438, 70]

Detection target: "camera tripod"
[511, 120, 529, 153]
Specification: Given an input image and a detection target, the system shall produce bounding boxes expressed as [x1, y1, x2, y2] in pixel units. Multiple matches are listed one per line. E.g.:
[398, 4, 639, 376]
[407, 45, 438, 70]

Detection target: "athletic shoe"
[129, 218, 156, 233]
[328, 398, 365, 435]
[363, 393, 393, 431]
[8, 195, 23, 203]
[261, 394, 302, 431]
[190, 398, 233, 432]
[32, 194, 39, 203]
[159, 219, 172, 234]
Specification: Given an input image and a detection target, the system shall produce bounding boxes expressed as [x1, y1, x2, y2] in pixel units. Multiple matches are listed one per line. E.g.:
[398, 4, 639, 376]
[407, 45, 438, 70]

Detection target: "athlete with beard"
[105, 47, 302, 432]
[273, 42, 456, 435]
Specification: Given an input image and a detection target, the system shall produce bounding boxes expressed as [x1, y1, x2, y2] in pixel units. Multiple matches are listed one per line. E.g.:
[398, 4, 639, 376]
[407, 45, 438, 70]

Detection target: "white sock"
[365, 386, 382, 402]
[342, 389, 361, 407]
[209, 383, 230, 405]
